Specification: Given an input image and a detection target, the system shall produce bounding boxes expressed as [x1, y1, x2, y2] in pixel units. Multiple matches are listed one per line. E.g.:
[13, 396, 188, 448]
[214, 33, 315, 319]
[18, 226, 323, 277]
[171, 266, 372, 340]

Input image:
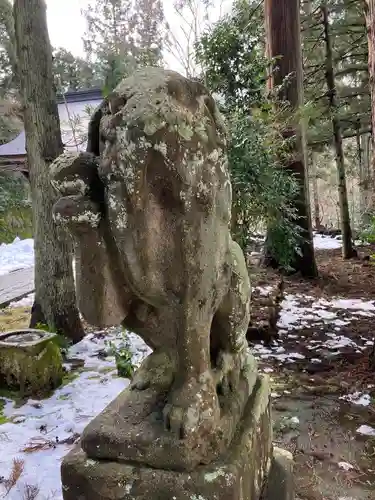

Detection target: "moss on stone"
[0, 335, 64, 396]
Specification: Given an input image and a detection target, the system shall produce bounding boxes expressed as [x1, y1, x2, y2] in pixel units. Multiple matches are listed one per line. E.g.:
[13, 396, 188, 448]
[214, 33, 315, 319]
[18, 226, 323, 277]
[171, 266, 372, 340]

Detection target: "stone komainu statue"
[50, 68, 290, 500]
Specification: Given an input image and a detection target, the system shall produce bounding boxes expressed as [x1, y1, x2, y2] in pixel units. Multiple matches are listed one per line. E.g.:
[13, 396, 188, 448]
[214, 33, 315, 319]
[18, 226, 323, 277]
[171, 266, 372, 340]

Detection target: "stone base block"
[62, 376, 285, 500]
[61, 446, 294, 500]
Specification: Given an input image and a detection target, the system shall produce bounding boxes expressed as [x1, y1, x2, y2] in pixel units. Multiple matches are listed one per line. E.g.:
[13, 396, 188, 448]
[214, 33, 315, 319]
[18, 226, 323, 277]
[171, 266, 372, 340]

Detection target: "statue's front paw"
[53, 195, 102, 233]
[130, 350, 175, 391]
[163, 375, 220, 439]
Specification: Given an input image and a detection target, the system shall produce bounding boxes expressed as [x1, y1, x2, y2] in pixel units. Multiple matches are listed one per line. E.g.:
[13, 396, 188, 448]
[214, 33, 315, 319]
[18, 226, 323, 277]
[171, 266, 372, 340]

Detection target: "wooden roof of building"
[0, 88, 103, 173]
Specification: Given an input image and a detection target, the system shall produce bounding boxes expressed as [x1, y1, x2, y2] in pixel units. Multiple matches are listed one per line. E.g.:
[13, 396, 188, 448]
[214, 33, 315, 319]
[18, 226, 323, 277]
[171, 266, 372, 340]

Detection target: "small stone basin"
[4, 332, 41, 343]
[0, 329, 63, 395]
[0, 329, 51, 346]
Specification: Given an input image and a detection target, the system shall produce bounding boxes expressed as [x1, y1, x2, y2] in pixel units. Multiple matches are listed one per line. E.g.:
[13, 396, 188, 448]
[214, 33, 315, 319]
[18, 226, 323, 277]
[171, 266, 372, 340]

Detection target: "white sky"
[45, 0, 232, 74]
[46, 0, 89, 57]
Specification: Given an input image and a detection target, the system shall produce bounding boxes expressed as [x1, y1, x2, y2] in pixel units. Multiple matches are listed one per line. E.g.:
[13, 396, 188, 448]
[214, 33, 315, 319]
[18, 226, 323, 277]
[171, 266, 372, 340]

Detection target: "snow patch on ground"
[0, 329, 149, 500]
[0, 238, 34, 276]
[356, 425, 375, 437]
[313, 234, 342, 250]
[278, 294, 375, 333]
[340, 392, 371, 407]
[324, 333, 357, 350]
[262, 367, 274, 373]
[249, 294, 375, 367]
[338, 461, 354, 471]
[253, 343, 306, 363]
[331, 299, 375, 312]
[249, 232, 347, 251]
[9, 293, 35, 309]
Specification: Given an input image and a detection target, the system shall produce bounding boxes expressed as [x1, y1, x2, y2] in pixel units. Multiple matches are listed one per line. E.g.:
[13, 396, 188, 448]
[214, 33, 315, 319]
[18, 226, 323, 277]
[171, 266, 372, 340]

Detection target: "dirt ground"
[0, 306, 30, 332]
[250, 245, 375, 500]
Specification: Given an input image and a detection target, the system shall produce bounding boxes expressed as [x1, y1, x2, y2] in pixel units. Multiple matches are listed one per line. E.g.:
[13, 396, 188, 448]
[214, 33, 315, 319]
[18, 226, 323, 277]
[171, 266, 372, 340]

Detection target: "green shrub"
[196, 0, 303, 270]
[0, 171, 32, 243]
[228, 108, 302, 269]
[359, 218, 375, 262]
[360, 217, 375, 245]
[106, 331, 135, 379]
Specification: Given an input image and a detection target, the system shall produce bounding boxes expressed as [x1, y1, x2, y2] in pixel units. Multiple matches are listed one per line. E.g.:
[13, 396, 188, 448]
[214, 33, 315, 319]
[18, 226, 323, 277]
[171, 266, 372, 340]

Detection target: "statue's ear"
[204, 95, 228, 145]
[87, 101, 106, 156]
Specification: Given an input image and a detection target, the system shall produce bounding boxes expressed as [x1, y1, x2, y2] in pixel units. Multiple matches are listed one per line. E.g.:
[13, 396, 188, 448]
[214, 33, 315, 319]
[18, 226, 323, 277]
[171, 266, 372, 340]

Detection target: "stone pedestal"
[61, 376, 294, 500]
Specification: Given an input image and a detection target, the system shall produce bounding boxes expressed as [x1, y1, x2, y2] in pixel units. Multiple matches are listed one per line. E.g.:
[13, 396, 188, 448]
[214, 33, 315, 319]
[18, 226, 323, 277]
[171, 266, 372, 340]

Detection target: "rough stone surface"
[262, 447, 294, 500]
[0, 329, 63, 395]
[50, 67, 255, 462]
[62, 376, 273, 500]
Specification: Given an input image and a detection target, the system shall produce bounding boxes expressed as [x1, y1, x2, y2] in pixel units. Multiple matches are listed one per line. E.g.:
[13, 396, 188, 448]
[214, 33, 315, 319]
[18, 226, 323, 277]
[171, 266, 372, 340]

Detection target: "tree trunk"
[264, 0, 318, 277]
[357, 124, 364, 226]
[364, 0, 375, 370]
[306, 0, 321, 232]
[321, 3, 357, 259]
[14, 0, 84, 343]
[359, 130, 371, 227]
[309, 152, 321, 230]
[365, 1, 375, 189]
